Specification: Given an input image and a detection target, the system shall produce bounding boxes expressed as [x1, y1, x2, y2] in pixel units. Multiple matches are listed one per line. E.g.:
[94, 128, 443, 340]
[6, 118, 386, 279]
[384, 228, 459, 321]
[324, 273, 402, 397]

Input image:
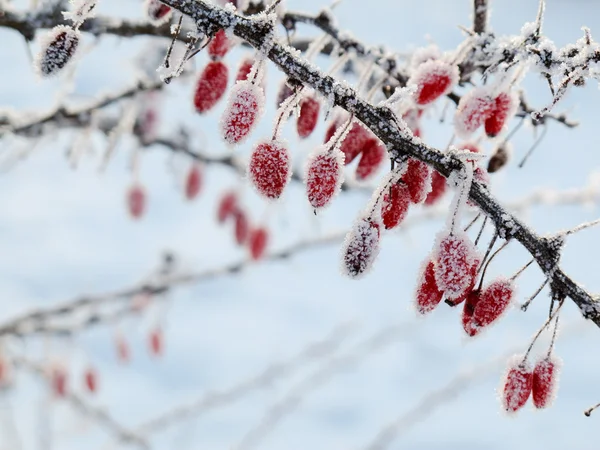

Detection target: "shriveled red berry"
[305, 147, 345, 209]
[415, 259, 444, 315]
[424, 170, 447, 206]
[185, 163, 202, 200]
[381, 182, 411, 230]
[402, 158, 432, 204]
[84, 367, 97, 394]
[532, 356, 560, 409]
[502, 357, 533, 413]
[145, 0, 172, 25]
[149, 328, 163, 357]
[217, 191, 238, 223]
[248, 140, 291, 199]
[194, 61, 229, 113]
[356, 139, 386, 181]
[454, 87, 495, 138]
[127, 184, 146, 219]
[248, 227, 268, 260]
[341, 217, 380, 279]
[234, 210, 249, 245]
[35, 25, 80, 77]
[485, 92, 516, 138]
[461, 289, 482, 336]
[297, 96, 320, 139]
[236, 58, 254, 82]
[220, 81, 264, 145]
[433, 231, 479, 300]
[207, 29, 230, 60]
[410, 60, 459, 105]
[472, 277, 514, 329]
[52, 366, 68, 398]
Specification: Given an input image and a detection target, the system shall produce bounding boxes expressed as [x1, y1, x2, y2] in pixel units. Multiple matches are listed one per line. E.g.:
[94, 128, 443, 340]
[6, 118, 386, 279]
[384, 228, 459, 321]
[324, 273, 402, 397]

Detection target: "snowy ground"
[1, 0, 600, 449]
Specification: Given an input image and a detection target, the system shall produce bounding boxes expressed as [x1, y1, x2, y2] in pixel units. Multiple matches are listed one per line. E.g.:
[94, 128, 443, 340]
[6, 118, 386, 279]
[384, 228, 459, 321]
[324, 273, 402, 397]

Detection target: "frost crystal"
[433, 231, 479, 300]
[424, 170, 447, 206]
[304, 146, 345, 210]
[402, 158, 432, 204]
[236, 58, 254, 82]
[415, 259, 444, 315]
[381, 182, 411, 230]
[454, 87, 494, 138]
[341, 216, 381, 279]
[501, 356, 533, 414]
[472, 277, 514, 329]
[220, 81, 265, 145]
[248, 140, 291, 200]
[34, 25, 80, 78]
[194, 61, 229, 114]
[532, 355, 561, 409]
[62, 0, 97, 26]
[409, 60, 459, 105]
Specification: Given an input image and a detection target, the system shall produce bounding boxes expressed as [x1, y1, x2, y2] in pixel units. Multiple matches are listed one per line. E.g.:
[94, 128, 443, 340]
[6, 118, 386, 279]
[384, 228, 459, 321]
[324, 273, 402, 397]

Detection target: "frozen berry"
[381, 182, 411, 230]
[220, 81, 264, 145]
[248, 140, 291, 199]
[305, 147, 345, 210]
[415, 259, 444, 315]
[297, 96, 320, 139]
[502, 357, 533, 413]
[355, 139, 386, 181]
[35, 25, 80, 77]
[207, 29, 230, 60]
[185, 163, 202, 200]
[194, 61, 229, 113]
[248, 227, 268, 260]
[341, 217, 380, 279]
[410, 60, 459, 105]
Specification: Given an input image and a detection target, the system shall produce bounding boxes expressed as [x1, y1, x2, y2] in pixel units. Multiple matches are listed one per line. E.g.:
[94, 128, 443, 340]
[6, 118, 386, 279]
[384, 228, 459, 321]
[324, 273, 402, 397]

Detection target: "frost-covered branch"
[157, 0, 600, 328]
[473, 0, 489, 34]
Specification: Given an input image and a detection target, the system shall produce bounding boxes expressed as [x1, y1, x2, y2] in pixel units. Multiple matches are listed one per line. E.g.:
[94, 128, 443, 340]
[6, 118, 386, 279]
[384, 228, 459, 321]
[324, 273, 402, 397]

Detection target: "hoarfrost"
[340, 216, 381, 279]
[220, 80, 265, 145]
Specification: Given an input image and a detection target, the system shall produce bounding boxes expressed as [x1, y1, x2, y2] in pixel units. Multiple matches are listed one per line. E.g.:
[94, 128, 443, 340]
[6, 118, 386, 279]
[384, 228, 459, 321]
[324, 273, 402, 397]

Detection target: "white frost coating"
[432, 230, 480, 300]
[34, 25, 80, 78]
[340, 215, 381, 279]
[498, 354, 532, 415]
[410, 44, 442, 70]
[454, 86, 494, 138]
[533, 353, 562, 409]
[220, 81, 265, 145]
[62, 0, 97, 26]
[446, 149, 475, 233]
[143, 0, 173, 26]
[408, 59, 459, 105]
[247, 139, 291, 200]
[304, 146, 345, 210]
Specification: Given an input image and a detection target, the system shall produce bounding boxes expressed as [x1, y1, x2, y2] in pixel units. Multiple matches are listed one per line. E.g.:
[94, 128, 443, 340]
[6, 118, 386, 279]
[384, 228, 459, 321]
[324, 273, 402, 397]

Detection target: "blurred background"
[1, 0, 600, 449]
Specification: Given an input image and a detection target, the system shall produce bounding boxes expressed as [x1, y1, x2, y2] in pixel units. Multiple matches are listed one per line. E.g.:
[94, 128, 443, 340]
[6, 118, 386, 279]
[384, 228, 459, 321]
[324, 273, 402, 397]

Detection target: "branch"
[473, 0, 489, 34]
[157, 0, 600, 328]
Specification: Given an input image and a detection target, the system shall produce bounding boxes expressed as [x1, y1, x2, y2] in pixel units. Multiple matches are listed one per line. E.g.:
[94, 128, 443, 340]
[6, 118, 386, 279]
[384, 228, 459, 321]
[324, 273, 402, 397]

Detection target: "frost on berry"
[248, 140, 291, 199]
[446, 258, 480, 307]
[127, 184, 146, 220]
[297, 96, 320, 139]
[409, 60, 459, 105]
[341, 216, 380, 279]
[402, 158, 432, 204]
[149, 328, 163, 357]
[461, 289, 482, 336]
[381, 182, 411, 230]
[217, 191, 238, 223]
[467, 166, 490, 207]
[415, 259, 444, 315]
[424, 170, 447, 206]
[185, 163, 203, 200]
[51, 366, 68, 398]
[472, 277, 514, 330]
[305, 146, 345, 210]
[340, 121, 372, 165]
[234, 210, 249, 245]
[208, 29, 230, 60]
[454, 87, 495, 138]
[410, 45, 442, 69]
[433, 231, 479, 300]
[532, 355, 561, 409]
[144, 0, 172, 26]
[501, 356, 533, 414]
[220, 81, 265, 145]
[84, 367, 98, 394]
[356, 139, 386, 181]
[324, 113, 344, 144]
[35, 25, 80, 77]
[236, 58, 254, 82]
[485, 92, 517, 138]
[248, 227, 268, 260]
[194, 61, 229, 114]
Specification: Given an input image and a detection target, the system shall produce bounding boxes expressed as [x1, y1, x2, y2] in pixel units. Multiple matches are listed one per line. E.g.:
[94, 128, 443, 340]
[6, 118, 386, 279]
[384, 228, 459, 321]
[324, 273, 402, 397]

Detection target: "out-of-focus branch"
[473, 0, 489, 34]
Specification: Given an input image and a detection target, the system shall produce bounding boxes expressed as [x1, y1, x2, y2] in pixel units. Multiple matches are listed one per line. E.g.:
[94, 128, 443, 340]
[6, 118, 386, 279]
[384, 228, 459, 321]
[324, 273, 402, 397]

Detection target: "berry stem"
[476, 237, 507, 291]
[509, 258, 534, 281]
[518, 124, 548, 168]
[547, 314, 559, 357]
[522, 298, 564, 361]
[463, 213, 482, 232]
[584, 402, 600, 417]
[520, 277, 549, 312]
[474, 215, 488, 246]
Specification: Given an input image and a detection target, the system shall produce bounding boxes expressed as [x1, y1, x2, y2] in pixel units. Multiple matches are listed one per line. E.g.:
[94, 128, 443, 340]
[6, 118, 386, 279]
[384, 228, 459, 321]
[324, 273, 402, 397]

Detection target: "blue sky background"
[2, 0, 600, 449]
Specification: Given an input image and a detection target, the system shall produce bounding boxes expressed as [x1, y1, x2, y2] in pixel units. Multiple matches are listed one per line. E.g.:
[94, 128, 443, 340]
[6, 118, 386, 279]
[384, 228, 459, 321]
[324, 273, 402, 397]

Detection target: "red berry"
[502, 357, 533, 413]
[402, 158, 432, 204]
[236, 58, 254, 82]
[115, 334, 130, 363]
[424, 170, 447, 206]
[461, 289, 482, 336]
[137, 101, 159, 144]
[355, 139, 386, 181]
[149, 328, 163, 357]
[485, 92, 516, 138]
[248, 140, 291, 199]
[35, 25, 80, 77]
[248, 227, 268, 260]
[433, 232, 479, 300]
[454, 87, 495, 138]
[234, 210, 249, 245]
[84, 367, 97, 394]
[415, 259, 444, 315]
[532, 356, 560, 409]
[217, 191, 238, 224]
[220, 81, 264, 145]
[194, 61, 229, 113]
[185, 163, 202, 200]
[127, 184, 146, 220]
[340, 122, 371, 165]
[446, 258, 480, 307]
[52, 366, 68, 398]
[341, 217, 380, 279]
[381, 182, 411, 230]
[410, 60, 459, 105]
[207, 29, 230, 60]
[305, 147, 344, 209]
[296, 96, 320, 139]
[472, 277, 514, 329]
[145, 0, 172, 25]
[324, 115, 343, 144]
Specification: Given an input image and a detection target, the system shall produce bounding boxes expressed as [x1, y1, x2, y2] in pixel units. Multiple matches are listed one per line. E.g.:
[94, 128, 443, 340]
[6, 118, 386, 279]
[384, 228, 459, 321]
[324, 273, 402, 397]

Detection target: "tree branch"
[473, 0, 489, 34]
